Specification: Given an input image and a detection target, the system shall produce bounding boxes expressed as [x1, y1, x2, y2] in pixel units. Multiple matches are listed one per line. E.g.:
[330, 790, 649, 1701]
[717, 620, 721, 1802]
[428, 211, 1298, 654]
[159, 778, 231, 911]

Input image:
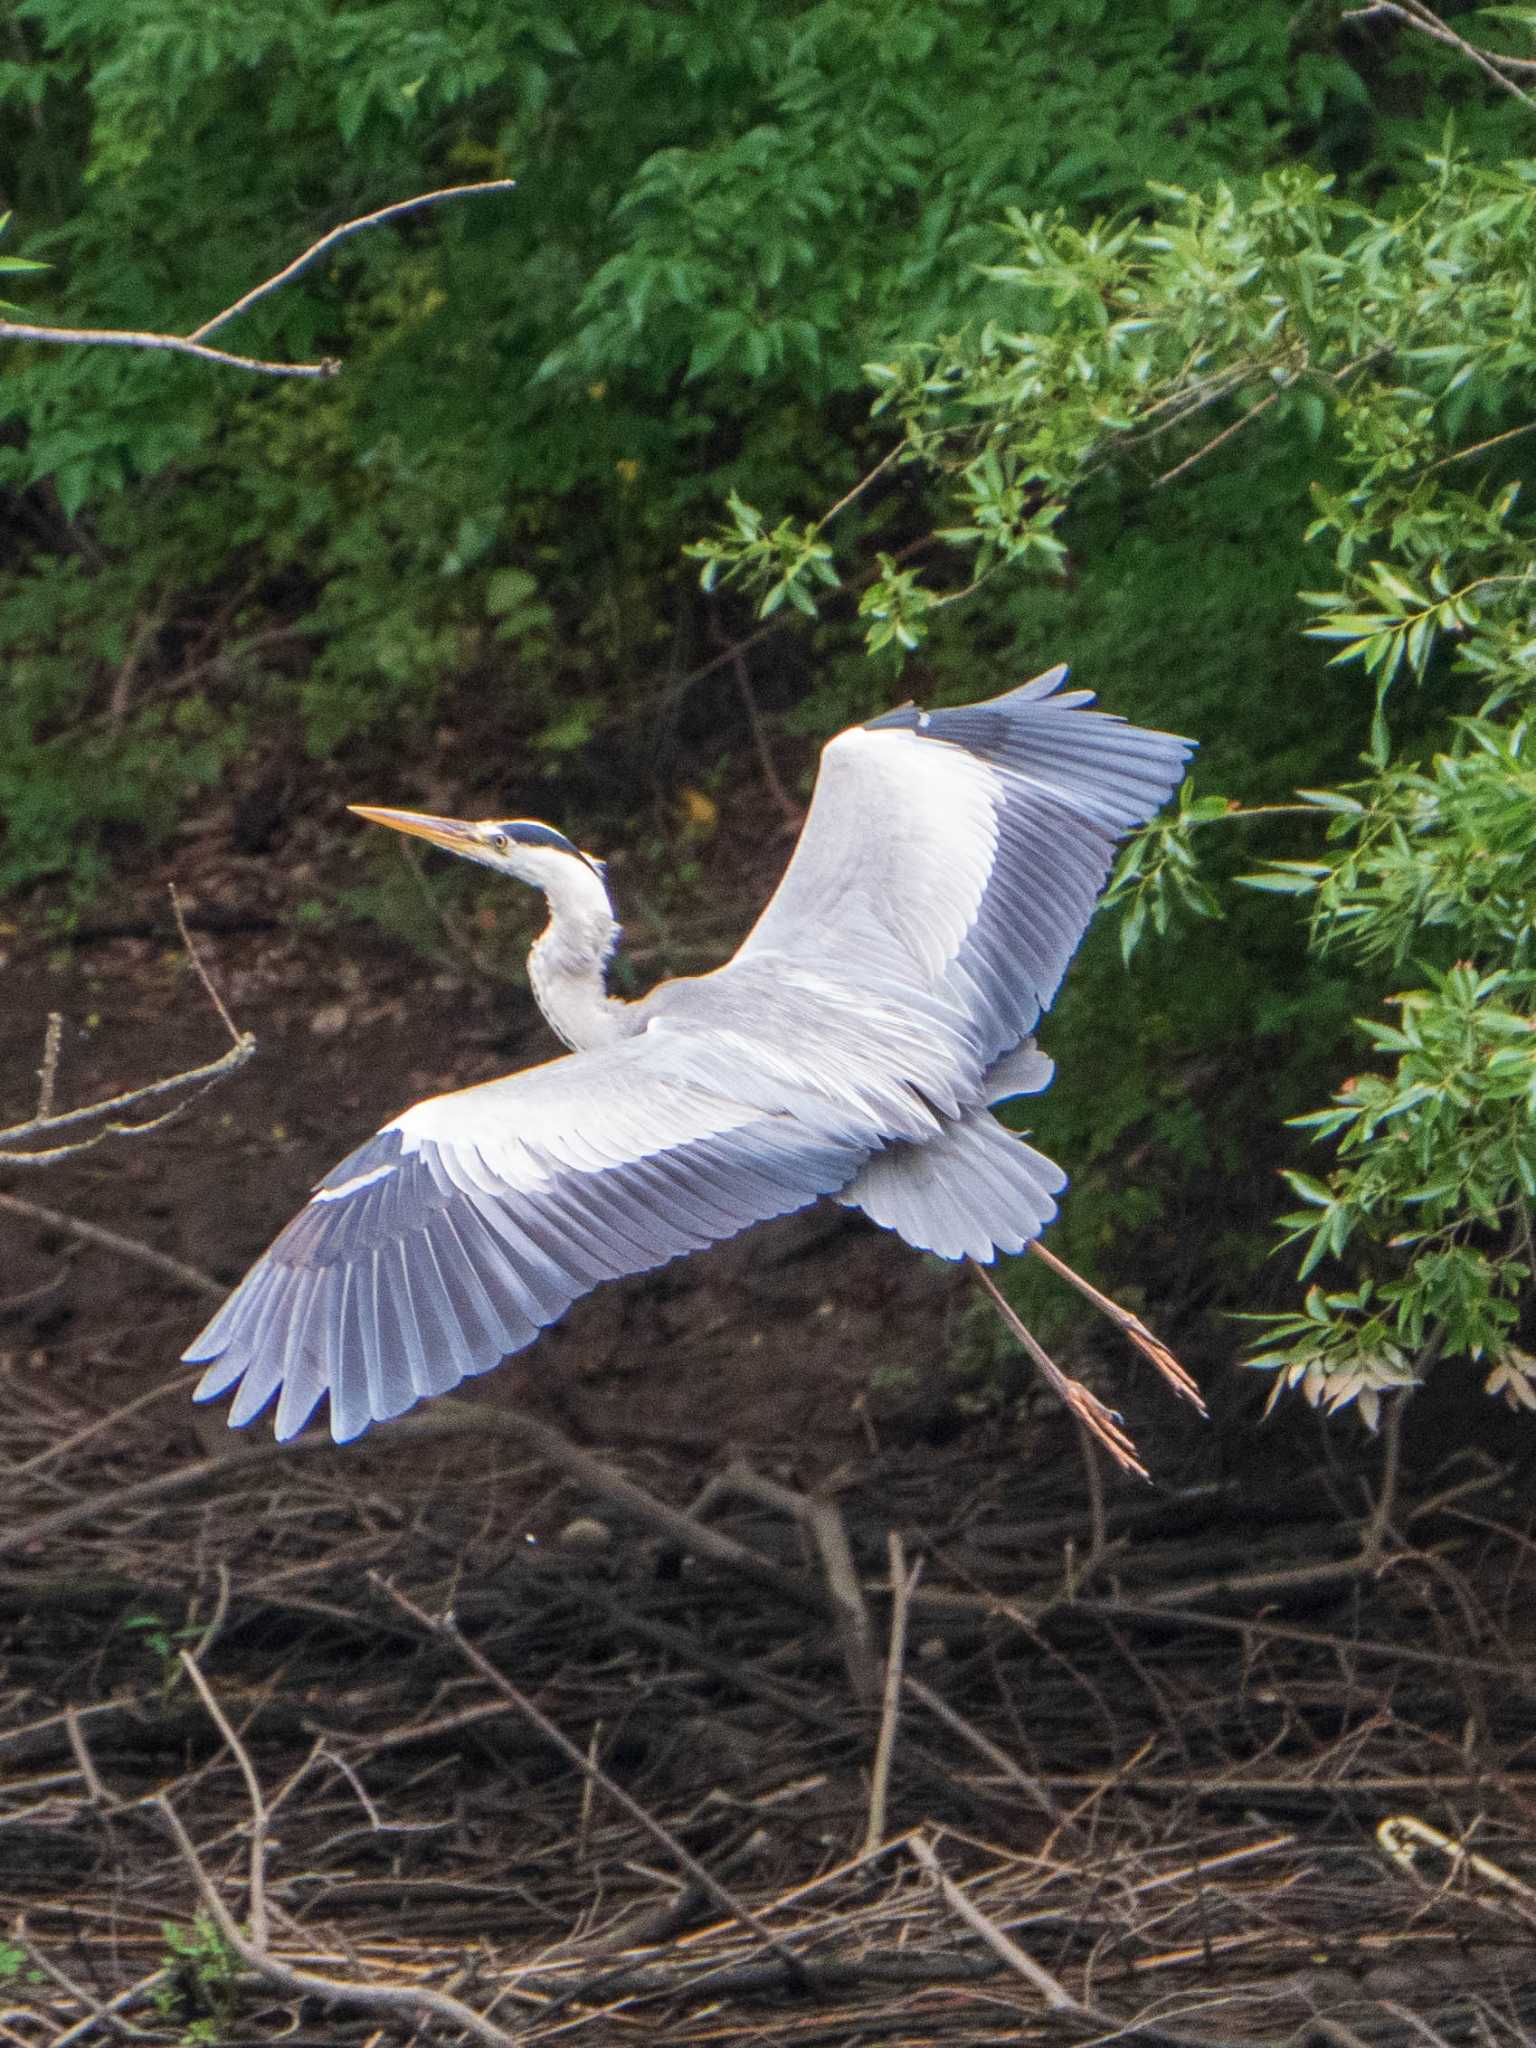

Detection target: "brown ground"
[3, 840, 1535, 2045]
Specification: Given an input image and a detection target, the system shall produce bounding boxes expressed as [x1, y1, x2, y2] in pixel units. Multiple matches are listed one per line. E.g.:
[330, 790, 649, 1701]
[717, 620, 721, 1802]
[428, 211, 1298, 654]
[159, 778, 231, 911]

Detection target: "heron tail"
[835, 1109, 1066, 1262]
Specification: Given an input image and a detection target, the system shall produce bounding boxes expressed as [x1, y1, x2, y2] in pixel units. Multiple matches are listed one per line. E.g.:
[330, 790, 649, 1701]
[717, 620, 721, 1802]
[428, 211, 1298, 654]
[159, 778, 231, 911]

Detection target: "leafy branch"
[687, 135, 1536, 1420]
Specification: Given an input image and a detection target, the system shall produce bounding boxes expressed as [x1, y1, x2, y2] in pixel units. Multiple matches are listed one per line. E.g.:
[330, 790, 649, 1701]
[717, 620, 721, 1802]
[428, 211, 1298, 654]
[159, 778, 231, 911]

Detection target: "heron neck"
[526, 865, 630, 1051]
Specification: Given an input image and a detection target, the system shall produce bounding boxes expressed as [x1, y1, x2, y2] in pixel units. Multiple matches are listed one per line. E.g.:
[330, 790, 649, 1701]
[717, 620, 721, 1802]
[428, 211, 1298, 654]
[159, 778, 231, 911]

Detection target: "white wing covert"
[726, 667, 1193, 1088]
[184, 1040, 868, 1443]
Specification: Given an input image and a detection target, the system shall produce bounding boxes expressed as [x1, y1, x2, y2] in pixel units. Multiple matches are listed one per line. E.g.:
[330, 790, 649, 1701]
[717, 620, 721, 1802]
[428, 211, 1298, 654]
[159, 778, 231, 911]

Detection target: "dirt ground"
[3, 848, 1536, 2045]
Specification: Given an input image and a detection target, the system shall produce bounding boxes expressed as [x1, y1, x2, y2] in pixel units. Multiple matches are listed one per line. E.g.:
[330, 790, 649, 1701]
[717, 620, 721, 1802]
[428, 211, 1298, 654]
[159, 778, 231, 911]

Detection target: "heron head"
[349, 807, 606, 894]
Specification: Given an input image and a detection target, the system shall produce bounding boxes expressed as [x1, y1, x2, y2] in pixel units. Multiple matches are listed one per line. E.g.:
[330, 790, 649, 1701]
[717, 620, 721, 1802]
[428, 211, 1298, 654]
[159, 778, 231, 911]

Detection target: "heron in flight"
[186, 667, 1193, 1445]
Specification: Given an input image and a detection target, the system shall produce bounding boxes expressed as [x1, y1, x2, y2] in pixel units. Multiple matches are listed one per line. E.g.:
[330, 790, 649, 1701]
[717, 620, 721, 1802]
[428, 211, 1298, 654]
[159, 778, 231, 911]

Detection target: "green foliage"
[0, 0, 1422, 895]
[0, 210, 48, 307]
[153, 1915, 242, 2044]
[0, 1942, 45, 1985]
[121, 1605, 202, 1692]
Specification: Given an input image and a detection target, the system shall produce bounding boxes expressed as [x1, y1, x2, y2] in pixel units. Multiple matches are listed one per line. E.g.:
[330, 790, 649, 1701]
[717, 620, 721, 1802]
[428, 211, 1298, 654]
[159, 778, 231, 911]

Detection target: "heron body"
[186, 667, 1193, 1442]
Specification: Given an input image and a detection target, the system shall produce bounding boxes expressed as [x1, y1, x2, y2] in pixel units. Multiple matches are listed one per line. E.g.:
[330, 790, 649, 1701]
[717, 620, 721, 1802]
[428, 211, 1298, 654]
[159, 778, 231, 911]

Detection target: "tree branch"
[1344, 1, 1536, 106]
[0, 178, 517, 379]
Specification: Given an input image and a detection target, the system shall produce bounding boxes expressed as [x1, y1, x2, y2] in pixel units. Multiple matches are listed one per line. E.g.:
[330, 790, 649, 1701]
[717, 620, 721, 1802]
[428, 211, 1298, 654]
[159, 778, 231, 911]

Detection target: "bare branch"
[1344, 0, 1536, 106]
[373, 1574, 815, 1986]
[0, 318, 341, 377]
[153, 1793, 521, 2048]
[168, 884, 243, 1045]
[0, 1032, 254, 1157]
[188, 178, 517, 341]
[907, 1832, 1085, 2011]
[0, 1189, 225, 1296]
[695, 1457, 877, 1694]
[0, 178, 517, 378]
[861, 1531, 920, 1856]
[178, 1648, 271, 1947]
[1151, 380, 1288, 488]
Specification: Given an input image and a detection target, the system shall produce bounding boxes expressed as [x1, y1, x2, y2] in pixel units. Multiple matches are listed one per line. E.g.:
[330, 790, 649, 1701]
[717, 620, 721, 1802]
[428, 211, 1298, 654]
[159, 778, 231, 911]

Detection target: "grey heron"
[185, 666, 1193, 1444]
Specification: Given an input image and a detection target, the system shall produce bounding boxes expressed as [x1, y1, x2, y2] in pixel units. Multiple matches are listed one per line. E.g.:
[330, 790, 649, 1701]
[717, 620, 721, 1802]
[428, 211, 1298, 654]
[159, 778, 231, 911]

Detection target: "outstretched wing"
[724, 667, 1193, 1080]
[184, 1039, 868, 1444]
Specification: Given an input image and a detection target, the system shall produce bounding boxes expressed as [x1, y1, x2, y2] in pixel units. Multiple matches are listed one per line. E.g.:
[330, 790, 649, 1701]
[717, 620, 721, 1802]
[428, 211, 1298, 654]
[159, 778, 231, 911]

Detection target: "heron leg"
[1026, 1239, 1206, 1416]
[967, 1259, 1149, 1483]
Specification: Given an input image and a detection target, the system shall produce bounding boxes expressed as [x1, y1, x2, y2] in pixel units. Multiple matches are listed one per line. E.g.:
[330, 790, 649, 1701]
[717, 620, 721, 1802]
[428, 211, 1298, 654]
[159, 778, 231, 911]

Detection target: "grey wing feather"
[184, 1040, 869, 1443]
[724, 665, 1193, 1084]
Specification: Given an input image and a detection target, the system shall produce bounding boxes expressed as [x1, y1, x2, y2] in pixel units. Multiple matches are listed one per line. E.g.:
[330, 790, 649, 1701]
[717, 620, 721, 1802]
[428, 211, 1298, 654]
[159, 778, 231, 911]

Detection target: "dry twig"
[0, 1189, 225, 1296]
[907, 1831, 1083, 2012]
[154, 1794, 522, 2048]
[694, 1457, 878, 1694]
[372, 1574, 815, 1987]
[862, 1530, 920, 1856]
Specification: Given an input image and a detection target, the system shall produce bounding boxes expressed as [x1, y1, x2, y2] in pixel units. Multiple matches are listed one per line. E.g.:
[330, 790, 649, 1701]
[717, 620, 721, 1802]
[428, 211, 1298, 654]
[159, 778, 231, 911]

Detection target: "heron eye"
[490, 829, 510, 852]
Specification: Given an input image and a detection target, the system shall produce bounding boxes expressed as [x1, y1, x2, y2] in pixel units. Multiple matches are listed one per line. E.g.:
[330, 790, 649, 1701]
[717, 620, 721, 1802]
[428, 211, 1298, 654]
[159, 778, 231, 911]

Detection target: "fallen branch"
[154, 1792, 521, 2048]
[907, 1831, 1083, 2012]
[692, 1457, 877, 1692]
[372, 1574, 814, 1987]
[0, 1190, 225, 1297]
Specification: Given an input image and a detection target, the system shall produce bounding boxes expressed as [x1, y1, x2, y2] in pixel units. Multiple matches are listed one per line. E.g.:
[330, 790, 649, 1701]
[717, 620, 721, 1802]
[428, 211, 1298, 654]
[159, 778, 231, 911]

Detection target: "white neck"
[523, 855, 632, 1051]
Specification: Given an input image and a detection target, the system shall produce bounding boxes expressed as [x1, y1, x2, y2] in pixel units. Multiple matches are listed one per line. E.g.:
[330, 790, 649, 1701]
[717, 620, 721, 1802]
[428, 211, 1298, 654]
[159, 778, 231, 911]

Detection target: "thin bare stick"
[731, 646, 801, 824]
[188, 179, 518, 340]
[812, 440, 906, 532]
[12, 1370, 193, 1476]
[168, 883, 243, 1044]
[968, 1260, 1149, 1480]
[373, 1575, 814, 1986]
[188, 1560, 233, 1665]
[0, 1189, 224, 1297]
[1, 181, 518, 380]
[861, 1531, 920, 1856]
[481, 1412, 830, 1618]
[907, 1832, 1084, 2012]
[34, 1012, 62, 1121]
[0, 319, 339, 377]
[702, 1457, 878, 1695]
[65, 1707, 109, 1806]
[1028, 1238, 1205, 1414]
[179, 1648, 270, 1947]
[903, 1675, 1063, 1824]
[153, 1794, 520, 2048]
[0, 1400, 825, 1599]
[1425, 418, 1536, 472]
[1361, 1389, 1404, 1568]
[6, 1935, 147, 2041]
[1151, 382, 1287, 487]
[48, 1970, 169, 2048]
